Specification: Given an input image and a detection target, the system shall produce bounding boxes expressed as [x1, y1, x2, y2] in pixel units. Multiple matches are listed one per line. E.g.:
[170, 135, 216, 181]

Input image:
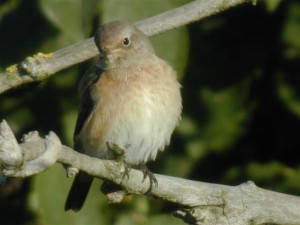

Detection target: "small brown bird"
[65, 20, 182, 212]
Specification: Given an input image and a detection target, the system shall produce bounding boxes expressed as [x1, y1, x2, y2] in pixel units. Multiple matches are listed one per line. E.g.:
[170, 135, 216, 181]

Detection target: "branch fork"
[1, 0, 300, 224]
[0, 120, 61, 177]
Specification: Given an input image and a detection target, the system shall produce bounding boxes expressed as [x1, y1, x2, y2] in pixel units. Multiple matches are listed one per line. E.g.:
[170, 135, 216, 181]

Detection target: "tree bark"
[2, 1, 298, 225]
[1, 121, 299, 225]
[0, 0, 252, 94]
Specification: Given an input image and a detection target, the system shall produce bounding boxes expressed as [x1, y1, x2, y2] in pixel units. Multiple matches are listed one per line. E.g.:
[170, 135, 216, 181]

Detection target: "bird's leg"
[106, 141, 126, 160]
[106, 141, 131, 181]
[101, 141, 133, 203]
[140, 163, 158, 195]
[119, 160, 131, 181]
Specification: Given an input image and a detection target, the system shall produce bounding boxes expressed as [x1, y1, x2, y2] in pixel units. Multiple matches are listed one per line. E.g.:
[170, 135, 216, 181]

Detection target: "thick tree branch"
[4, 1, 297, 225]
[1, 120, 299, 225]
[0, 0, 253, 94]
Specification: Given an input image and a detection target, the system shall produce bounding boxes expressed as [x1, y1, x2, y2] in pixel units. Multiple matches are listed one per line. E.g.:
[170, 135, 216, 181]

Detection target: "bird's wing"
[73, 65, 102, 152]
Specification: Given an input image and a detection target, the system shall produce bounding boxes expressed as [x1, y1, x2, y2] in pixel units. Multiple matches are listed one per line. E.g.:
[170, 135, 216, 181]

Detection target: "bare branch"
[4, 1, 297, 225]
[1, 120, 299, 225]
[0, 0, 252, 94]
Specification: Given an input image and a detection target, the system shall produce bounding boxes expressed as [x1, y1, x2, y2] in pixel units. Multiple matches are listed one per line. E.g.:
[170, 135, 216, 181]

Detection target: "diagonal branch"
[0, 0, 252, 94]
[1, 120, 300, 225]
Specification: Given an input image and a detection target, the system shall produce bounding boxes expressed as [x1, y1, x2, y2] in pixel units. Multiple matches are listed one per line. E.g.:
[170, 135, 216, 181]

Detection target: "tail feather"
[65, 172, 93, 212]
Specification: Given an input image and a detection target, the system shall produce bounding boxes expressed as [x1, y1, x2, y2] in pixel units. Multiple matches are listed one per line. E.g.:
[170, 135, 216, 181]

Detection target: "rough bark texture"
[1, 120, 299, 225]
[2, 1, 299, 225]
[0, 0, 251, 94]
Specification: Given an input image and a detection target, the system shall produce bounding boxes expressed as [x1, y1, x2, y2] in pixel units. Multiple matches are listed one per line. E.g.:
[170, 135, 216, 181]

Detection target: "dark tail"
[65, 171, 93, 212]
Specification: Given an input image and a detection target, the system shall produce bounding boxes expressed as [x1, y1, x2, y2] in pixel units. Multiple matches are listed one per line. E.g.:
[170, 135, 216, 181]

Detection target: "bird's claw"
[106, 141, 131, 181]
[141, 164, 158, 195]
[121, 160, 131, 181]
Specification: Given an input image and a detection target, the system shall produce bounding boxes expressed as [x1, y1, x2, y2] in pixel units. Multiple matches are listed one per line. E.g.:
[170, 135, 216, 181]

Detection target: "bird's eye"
[122, 37, 131, 47]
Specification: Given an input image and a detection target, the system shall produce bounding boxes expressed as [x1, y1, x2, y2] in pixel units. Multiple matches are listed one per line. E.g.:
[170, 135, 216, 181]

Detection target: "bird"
[65, 19, 182, 212]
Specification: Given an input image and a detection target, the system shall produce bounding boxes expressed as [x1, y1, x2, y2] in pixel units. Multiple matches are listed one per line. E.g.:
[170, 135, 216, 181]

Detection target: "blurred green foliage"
[1, 0, 300, 224]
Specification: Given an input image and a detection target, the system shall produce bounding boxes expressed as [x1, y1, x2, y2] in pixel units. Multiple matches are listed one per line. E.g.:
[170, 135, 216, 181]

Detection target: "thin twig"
[0, 0, 251, 94]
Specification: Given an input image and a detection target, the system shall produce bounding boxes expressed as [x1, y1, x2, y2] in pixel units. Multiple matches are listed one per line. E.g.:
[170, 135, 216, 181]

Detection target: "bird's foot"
[106, 141, 131, 181]
[121, 160, 131, 181]
[106, 141, 127, 161]
[140, 164, 158, 195]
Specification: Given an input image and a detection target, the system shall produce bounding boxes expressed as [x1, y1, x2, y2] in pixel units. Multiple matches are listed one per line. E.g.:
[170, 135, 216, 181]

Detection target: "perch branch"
[0, 0, 252, 94]
[1, 120, 299, 225]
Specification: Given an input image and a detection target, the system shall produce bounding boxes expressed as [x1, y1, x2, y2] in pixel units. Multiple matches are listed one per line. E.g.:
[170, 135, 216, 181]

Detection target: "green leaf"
[262, 0, 282, 13]
[0, 0, 21, 18]
[114, 211, 185, 225]
[276, 74, 300, 117]
[60, 104, 77, 146]
[224, 162, 300, 194]
[281, 2, 300, 59]
[198, 86, 249, 152]
[39, 0, 99, 45]
[175, 84, 250, 170]
[39, 0, 84, 43]
[29, 164, 109, 225]
[0, 96, 34, 133]
[81, 0, 101, 36]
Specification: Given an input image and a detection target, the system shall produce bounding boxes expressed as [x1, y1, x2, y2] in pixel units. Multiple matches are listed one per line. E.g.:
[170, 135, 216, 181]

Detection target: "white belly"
[107, 89, 177, 164]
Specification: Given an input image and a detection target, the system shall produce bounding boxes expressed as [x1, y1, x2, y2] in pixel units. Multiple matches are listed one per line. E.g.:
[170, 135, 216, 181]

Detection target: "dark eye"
[122, 37, 131, 47]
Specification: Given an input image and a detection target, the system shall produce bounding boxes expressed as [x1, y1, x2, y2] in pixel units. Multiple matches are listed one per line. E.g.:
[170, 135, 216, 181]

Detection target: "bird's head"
[94, 20, 154, 70]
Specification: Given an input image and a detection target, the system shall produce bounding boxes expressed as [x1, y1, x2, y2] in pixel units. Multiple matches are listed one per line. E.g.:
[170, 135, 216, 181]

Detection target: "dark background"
[1, 0, 299, 224]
